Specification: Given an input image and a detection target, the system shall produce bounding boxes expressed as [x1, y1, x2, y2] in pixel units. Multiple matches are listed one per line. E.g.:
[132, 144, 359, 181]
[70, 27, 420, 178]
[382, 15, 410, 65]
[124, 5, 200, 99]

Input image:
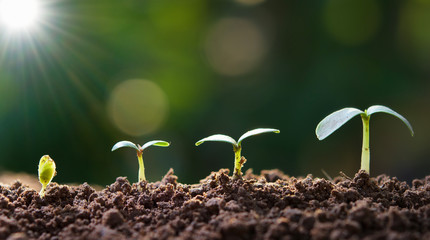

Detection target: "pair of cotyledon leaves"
[112, 140, 170, 152]
[111, 128, 281, 153]
[195, 128, 280, 147]
[315, 105, 414, 140]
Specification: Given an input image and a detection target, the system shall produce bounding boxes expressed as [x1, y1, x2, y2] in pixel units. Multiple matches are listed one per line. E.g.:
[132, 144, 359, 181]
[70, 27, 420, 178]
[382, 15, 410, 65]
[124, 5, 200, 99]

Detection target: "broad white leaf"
[316, 108, 364, 140]
[237, 128, 280, 145]
[112, 141, 139, 151]
[195, 134, 237, 146]
[366, 105, 414, 136]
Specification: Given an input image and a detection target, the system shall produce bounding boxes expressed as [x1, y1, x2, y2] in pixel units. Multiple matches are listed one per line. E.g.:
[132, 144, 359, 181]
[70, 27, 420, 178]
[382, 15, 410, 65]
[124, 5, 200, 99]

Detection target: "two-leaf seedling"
[38, 155, 56, 198]
[316, 105, 414, 174]
[111, 140, 170, 182]
[196, 128, 280, 179]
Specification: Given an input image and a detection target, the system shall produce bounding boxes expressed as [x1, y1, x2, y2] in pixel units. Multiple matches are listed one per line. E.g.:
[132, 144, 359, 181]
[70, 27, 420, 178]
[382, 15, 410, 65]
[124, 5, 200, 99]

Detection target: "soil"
[0, 168, 429, 240]
[0, 172, 41, 192]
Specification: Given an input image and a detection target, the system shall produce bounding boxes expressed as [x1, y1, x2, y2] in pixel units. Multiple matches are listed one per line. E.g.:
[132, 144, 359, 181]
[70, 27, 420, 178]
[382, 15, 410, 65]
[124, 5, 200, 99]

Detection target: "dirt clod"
[102, 209, 124, 228]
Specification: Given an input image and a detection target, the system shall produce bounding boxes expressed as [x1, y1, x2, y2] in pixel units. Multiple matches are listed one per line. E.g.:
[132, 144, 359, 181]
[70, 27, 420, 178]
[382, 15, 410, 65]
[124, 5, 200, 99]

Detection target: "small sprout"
[316, 105, 414, 174]
[196, 128, 280, 179]
[38, 155, 56, 198]
[111, 140, 170, 182]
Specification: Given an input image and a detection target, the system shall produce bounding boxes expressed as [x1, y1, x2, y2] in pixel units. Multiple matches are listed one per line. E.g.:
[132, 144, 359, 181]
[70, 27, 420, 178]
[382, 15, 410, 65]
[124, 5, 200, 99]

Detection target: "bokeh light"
[205, 18, 268, 76]
[398, 0, 430, 65]
[323, 0, 380, 46]
[107, 79, 169, 136]
[235, 0, 265, 6]
[0, 1, 428, 186]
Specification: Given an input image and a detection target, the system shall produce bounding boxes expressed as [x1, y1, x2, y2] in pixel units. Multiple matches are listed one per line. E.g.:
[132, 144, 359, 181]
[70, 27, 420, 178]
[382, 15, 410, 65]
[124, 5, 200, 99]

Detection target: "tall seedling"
[316, 105, 414, 174]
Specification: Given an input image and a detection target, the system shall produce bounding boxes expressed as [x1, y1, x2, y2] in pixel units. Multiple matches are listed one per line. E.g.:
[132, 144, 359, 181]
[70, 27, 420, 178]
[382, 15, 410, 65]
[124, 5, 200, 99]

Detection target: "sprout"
[316, 105, 414, 174]
[38, 155, 56, 198]
[111, 140, 170, 182]
[196, 128, 280, 179]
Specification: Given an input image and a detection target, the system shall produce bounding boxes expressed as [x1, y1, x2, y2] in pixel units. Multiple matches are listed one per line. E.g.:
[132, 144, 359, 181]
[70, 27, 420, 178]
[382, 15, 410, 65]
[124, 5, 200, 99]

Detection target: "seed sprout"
[315, 105, 414, 174]
[111, 140, 170, 182]
[38, 155, 56, 198]
[195, 128, 280, 179]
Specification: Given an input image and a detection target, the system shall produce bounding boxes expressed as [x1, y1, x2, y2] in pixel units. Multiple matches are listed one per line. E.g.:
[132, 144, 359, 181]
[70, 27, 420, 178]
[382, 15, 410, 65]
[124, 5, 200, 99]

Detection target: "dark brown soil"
[0, 168, 429, 240]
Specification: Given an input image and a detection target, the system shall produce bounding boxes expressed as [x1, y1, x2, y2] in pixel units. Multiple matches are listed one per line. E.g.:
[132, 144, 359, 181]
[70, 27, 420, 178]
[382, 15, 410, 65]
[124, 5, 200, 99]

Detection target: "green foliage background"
[0, 0, 429, 185]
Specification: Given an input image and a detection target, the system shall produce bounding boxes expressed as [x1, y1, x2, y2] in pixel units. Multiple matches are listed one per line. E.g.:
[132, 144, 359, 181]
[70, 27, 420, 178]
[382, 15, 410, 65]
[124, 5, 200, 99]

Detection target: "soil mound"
[0, 169, 429, 239]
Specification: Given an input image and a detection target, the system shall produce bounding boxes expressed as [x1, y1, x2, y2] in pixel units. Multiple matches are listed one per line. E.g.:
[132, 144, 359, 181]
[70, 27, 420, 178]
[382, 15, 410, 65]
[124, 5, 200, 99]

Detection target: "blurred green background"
[0, 0, 429, 185]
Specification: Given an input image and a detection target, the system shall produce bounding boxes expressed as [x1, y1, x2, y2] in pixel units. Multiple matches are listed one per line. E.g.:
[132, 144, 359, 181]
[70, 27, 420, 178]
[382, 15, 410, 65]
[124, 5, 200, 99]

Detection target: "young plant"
[111, 140, 170, 182]
[195, 128, 280, 179]
[38, 155, 56, 198]
[315, 105, 414, 174]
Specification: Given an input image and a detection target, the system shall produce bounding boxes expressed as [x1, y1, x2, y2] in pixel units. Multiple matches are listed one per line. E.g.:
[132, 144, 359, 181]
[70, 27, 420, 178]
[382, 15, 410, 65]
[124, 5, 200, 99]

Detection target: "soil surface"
[0, 172, 40, 192]
[0, 168, 429, 240]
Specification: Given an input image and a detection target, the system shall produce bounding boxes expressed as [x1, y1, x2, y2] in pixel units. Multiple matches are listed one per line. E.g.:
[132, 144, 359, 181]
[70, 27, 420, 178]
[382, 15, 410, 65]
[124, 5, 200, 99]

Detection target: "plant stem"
[361, 113, 370, 173]
[39, 187, 46, 198]
[137, 151, 146, 182]
[232, 145, 242, 179]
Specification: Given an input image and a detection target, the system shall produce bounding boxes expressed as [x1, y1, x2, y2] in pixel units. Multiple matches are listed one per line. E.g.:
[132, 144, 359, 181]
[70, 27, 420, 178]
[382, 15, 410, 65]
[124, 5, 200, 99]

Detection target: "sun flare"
[0, 0, 41, 31]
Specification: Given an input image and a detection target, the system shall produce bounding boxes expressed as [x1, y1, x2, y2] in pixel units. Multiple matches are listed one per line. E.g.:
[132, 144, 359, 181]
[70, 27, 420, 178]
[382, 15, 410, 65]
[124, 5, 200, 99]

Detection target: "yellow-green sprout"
[38, 155, 56, 198]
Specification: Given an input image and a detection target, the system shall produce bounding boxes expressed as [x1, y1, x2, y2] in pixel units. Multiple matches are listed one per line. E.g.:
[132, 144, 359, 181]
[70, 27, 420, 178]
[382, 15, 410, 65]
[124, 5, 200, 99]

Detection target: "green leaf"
[366, 105, 414, 136]
[111, 141, 139, 151]
[237, 128, 280, 145]
[316, 108, 364, 140]
[141, 140, 170, 150]
[195, 134, 237, 146]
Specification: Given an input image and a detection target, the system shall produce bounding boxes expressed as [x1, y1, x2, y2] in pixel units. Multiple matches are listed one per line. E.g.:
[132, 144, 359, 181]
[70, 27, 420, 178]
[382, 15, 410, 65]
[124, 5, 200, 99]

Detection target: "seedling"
[38, 155, 56, 198]
[111, 140, 170, 182]
[315, 105, 414, 174]
[195, 128, 280, 179]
